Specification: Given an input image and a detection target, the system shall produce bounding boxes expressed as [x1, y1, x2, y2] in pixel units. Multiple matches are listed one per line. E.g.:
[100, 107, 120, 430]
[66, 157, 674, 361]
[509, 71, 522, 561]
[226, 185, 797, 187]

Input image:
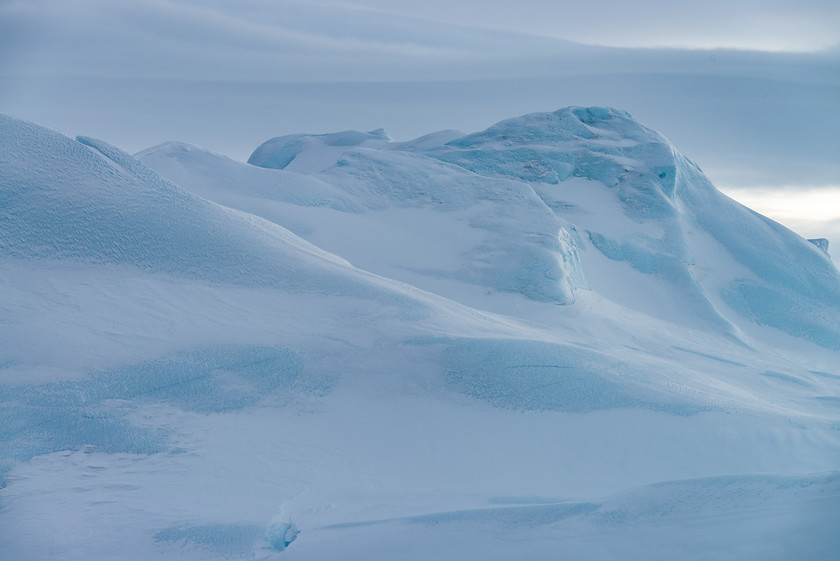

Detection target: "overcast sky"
[1, 0, 838, 256]
[331, 0, 840, 51]
[1, 0, 838, 80]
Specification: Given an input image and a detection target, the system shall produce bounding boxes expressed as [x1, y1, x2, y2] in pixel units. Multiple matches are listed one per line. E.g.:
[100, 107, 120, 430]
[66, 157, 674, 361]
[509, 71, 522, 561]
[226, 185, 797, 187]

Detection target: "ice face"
[808, 238, 830, 254]
[265, 518, 299, 551]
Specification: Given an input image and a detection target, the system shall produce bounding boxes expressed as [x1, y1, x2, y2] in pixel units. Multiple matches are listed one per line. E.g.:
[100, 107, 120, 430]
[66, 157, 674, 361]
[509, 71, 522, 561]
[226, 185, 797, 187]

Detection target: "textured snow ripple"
[443, 339, 707, 415]
[154, 524, 265, 558]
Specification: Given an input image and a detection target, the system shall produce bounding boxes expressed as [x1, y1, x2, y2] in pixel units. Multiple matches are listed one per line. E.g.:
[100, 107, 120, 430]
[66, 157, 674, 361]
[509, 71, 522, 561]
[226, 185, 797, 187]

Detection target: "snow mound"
[149, 136, 588, 305]
[248, 129, 391, 172]
[0, 114, 407, 301]
[138, 141, 362, 212]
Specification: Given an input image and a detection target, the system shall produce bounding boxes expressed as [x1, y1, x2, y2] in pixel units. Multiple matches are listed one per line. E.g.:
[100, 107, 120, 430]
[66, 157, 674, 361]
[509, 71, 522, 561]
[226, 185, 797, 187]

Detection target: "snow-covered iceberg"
[154, 106, 840, 348]
[418, 106, 840, 348]
[2, 109, 840, 561]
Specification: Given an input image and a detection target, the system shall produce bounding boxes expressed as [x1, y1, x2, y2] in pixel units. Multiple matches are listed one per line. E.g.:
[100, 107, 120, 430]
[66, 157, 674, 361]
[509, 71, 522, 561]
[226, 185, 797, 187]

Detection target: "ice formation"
[2, 108, 839, 560]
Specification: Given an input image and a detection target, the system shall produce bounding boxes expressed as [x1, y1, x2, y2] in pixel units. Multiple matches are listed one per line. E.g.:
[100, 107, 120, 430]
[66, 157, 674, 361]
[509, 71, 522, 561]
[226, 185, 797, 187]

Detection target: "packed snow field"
[2, 107, 839, 560]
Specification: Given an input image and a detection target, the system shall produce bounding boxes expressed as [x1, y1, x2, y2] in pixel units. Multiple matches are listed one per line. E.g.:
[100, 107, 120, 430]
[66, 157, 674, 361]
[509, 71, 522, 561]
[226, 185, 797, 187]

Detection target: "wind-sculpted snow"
[155, 133, 588, 304]
[149, 105, 840, 344]
[417, 109, 715, 324]
[4, 108, 840, 561]
[410, 106, 840, 347]
[138, 141, 361, 212]
[0, 114, 426, 307]
[443, 338, 705, 415]
[432, 107, 681, 206]
[321, 149, 586, 302]
[154, 524, 266, 558]
[672, 159, 840, 349]
[247, 128, 391, 170]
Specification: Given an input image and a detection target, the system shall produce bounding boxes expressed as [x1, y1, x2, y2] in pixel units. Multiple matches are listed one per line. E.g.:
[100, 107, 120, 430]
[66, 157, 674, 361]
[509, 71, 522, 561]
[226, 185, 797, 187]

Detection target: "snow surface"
[2, 108, 840, 560]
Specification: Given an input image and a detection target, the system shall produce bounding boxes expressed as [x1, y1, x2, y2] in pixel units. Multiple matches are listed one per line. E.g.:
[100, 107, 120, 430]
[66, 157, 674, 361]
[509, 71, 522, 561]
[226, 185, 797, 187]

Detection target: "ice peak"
[446, 106, 666, 150]
[569, 106, 632, 124]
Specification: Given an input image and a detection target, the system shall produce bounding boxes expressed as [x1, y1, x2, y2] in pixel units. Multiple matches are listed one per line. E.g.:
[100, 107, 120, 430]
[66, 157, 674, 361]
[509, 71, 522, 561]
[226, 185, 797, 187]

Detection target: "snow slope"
[2, 110, 840, 560]
[143, 133, 586, 307]
[1, 114, 378, 291]
[420, 107, 840, 347]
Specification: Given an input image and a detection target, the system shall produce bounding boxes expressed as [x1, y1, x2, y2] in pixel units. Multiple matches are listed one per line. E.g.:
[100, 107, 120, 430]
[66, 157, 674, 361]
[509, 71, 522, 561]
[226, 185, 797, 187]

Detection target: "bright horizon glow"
[573, 38, 840, 54]
[721, 186, 840, 223]
[720, 186, 840, 260]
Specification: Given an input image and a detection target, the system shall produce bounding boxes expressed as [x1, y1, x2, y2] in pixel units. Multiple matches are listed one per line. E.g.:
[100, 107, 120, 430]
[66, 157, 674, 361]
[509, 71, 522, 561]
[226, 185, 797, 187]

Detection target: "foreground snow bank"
[284, 472, 840, 561]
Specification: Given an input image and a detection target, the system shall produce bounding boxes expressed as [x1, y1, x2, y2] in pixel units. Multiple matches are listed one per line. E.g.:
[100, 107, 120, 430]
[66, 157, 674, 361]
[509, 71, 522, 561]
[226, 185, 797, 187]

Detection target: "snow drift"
[0, 114, 397, 298]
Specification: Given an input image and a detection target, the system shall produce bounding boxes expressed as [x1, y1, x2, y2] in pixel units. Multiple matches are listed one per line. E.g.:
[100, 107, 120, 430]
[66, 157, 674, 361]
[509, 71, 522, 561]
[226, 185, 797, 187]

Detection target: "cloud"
[0, 0, 581, 81]
[333, 0, 840, 51]
[4, 0, 838, 83]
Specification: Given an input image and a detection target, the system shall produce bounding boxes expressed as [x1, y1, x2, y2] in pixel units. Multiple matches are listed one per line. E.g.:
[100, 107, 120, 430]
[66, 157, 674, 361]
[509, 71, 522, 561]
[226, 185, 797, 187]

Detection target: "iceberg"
[2, 108, 839, 561]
